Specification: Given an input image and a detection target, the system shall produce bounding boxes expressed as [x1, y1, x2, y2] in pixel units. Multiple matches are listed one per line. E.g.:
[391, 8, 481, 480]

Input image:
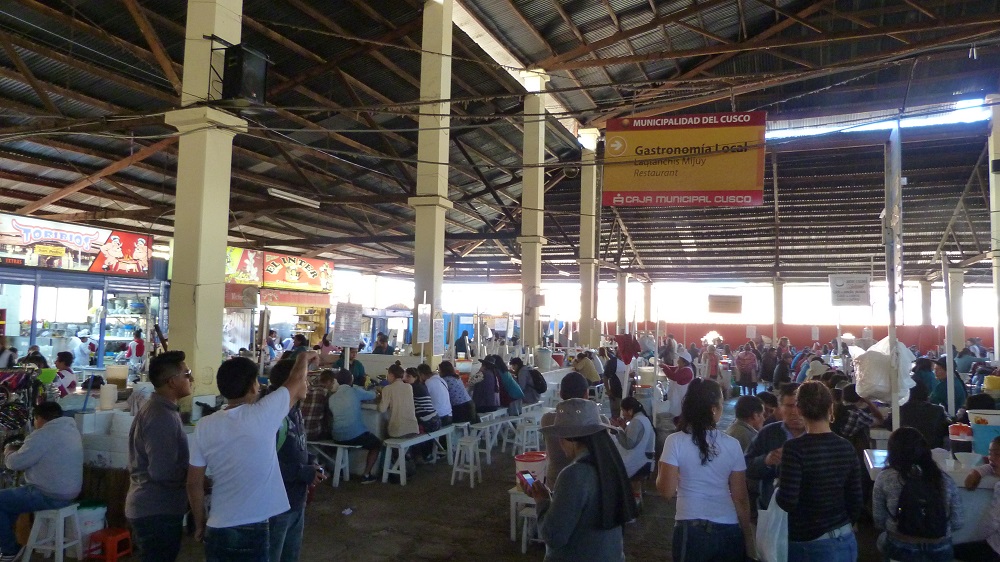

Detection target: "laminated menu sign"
[262, 252, 333, 293]
[829, 274, 871, 306]
[0, 212, 152, 276]
[603, 111, 766, 207]
[333, 302, 364, 348]
[225, 247, 263, 285]
[416, 304, 431, 344]
[432, 317, 445, 356]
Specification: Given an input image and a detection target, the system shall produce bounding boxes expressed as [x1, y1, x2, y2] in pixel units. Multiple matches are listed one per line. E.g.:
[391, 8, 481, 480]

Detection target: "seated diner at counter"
[930, 356, 967, 416]
[334, 345, 367, 387]
[327, 370, 381, 484]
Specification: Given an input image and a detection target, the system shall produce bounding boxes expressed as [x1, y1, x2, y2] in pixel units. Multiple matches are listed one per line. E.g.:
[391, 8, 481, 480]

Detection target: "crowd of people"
[3, 328, 1000, 562]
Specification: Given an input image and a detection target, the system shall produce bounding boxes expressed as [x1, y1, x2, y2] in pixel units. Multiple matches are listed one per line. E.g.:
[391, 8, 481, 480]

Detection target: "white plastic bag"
[854, 337, 916, 405]
[755, 489, 787, 562]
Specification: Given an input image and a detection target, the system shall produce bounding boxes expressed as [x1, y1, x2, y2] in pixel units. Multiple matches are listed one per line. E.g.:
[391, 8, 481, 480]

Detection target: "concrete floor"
[154, 389, 886, 562]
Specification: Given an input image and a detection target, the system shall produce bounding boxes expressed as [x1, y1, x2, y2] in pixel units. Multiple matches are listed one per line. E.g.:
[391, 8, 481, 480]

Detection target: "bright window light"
[765, 99, 990, 140]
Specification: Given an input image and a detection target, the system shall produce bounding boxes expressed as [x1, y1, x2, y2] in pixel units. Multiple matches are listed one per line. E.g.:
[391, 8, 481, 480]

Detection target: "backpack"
[895, 474, 948, 539]
[528, 368, 547, 393]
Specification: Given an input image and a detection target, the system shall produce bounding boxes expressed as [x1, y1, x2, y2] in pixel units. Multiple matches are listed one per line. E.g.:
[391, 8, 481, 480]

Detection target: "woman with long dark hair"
[657, 378, 754, 561]
[873, 427, 963, 562]
[777, 381, 863, 561]
[438, 361, 476, 424]
[531, 398, 636, 561]
[470, 355, 501, 414]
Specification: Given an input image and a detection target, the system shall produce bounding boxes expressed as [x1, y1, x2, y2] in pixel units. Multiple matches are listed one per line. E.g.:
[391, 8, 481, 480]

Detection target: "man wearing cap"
[660, 351, 695, 421]
[930, 356, 967, 415]
[531, 398, 635, 561]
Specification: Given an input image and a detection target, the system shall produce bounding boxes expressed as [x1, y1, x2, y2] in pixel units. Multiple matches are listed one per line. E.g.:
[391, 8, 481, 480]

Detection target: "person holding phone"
[530, 398, 636, 561]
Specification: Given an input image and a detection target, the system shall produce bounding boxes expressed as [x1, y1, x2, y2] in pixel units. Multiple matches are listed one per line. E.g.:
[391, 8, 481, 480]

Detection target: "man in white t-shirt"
[186, 352, 311, 561]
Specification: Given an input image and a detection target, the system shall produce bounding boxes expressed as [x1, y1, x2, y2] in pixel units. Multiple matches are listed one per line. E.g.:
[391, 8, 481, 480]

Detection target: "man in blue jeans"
[0, 402, 82, 562]
[187, 353, 310, 562]
[264, 360, 324, 562]
[126, 350, 192, 562]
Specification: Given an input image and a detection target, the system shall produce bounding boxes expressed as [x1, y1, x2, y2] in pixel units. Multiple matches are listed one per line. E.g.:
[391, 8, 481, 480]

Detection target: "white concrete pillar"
[772, 278, 783, 345]
[578, 129, 599, 348]
[411, 0, 454, 358]
[643, 282, 652, 326]
[180, 0, 243, 107]
[988, 94, 1000, 352]
[166, 0, 246, 396]
[519, 70, 549, 348]
[617, 272, 628, 334]
[920, 280, 933, 326]
[949, 268, 965, 350]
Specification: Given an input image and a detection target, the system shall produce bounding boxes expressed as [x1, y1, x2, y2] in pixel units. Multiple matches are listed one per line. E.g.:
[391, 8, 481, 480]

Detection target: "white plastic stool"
[450, 423, 471, 464]
[513, 422, 541, 456]
[519, 506, 540, 553]
[451, 436, 482, 488]
[24, 504, 83, 562]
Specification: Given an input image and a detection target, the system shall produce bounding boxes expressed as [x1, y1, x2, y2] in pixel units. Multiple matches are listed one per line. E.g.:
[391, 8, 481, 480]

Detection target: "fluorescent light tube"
[266, 188, 321, 209]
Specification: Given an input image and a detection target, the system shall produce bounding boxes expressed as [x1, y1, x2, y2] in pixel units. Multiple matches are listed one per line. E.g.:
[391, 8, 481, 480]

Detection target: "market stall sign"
[262, 252, 333, 293]
[829, 274, 871, 307]
[259, 288, 331, 308]
[0, 212, 152, 277]
[225, 247, 263, 285]
[708, 294, 743, 314]
[224, 283, 259, 308]
[603, 111, 766, 207]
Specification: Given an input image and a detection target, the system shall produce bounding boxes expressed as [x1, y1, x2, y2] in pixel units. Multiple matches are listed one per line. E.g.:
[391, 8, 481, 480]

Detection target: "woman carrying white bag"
[657, 378, 755, 561]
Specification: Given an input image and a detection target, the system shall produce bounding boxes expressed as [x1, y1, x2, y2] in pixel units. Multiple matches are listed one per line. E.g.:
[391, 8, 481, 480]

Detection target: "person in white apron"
[125, 329, 146, 379]
[661, 351, 695, 421]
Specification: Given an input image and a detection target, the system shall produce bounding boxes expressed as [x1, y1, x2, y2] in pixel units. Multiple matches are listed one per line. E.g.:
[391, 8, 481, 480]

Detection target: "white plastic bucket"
[515, 451, 548, 483]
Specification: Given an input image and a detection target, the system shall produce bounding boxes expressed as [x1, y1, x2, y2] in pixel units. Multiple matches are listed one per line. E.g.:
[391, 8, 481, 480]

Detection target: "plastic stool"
[519, 506, 539, 553]
[513, 423, 541, 456]
[24, 504, 83, 562]
[85, 527, 132, 562]
[450, 436, 481, 488]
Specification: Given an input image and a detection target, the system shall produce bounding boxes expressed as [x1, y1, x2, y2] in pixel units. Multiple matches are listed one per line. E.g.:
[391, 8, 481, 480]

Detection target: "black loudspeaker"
[221, 45, 268, 104]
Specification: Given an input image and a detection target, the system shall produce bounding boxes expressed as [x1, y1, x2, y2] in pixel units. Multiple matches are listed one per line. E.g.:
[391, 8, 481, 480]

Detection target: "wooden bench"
[381, 426, 455, 486]
[307, 441, 361, 487]
[471, 415, 520, 465]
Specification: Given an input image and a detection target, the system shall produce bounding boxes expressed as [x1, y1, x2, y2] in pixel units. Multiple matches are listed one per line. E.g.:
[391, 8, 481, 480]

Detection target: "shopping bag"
[755, 488, 787, 562]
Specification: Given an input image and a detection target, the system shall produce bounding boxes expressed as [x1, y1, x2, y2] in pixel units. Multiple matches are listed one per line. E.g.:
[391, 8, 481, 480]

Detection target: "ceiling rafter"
[119, 0, 183, 95]
[0, 31, 61, 115]
[546, 11, 1000, 71]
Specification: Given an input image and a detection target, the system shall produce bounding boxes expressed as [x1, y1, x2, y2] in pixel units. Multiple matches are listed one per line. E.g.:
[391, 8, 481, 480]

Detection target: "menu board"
[225, 247, 263, 285]
[433, 317, 445, 356]
[0, 212, 152, 277]
[416, 304, 431, 343]
[262, 252, 333, 293]
[333, 302, 364, 348]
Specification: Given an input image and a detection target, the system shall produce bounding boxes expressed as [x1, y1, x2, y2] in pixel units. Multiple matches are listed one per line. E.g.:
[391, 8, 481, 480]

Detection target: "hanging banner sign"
[224, 283, 259, 308]
[225, 247, 264, 285]
[829, 274, 872, 307]
[262, 252, 334, 293]
[333, 302, 364, 348]
[603, 111, 766, 207]
[0, 212, 152, 277]
[259, 288, 330, 308]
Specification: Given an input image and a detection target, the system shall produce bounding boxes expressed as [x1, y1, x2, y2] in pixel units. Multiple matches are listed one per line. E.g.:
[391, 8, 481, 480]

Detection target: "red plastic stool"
[85, 527, 132, 562]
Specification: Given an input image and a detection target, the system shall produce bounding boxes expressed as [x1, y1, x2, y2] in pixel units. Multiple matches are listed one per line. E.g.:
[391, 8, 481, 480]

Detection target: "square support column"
[988, 94, 1000, 350]
[520, 70, 549, 348]
[412, 0, 453, 359]
[578, 129, 599, 348]
[165, 107, 247, 396]
[920, 280, 932, 326]
[949, 268, 965, 349]
[772, 278, 783, 345]
[617, 272, 628, 334]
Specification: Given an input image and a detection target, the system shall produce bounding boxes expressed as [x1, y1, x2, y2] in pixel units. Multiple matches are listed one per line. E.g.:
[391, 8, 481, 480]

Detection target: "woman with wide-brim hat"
[529, 398, 637, 561]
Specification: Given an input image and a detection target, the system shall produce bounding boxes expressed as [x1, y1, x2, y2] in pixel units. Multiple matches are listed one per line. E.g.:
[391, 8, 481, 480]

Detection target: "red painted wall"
[610, 322, 993, 354]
